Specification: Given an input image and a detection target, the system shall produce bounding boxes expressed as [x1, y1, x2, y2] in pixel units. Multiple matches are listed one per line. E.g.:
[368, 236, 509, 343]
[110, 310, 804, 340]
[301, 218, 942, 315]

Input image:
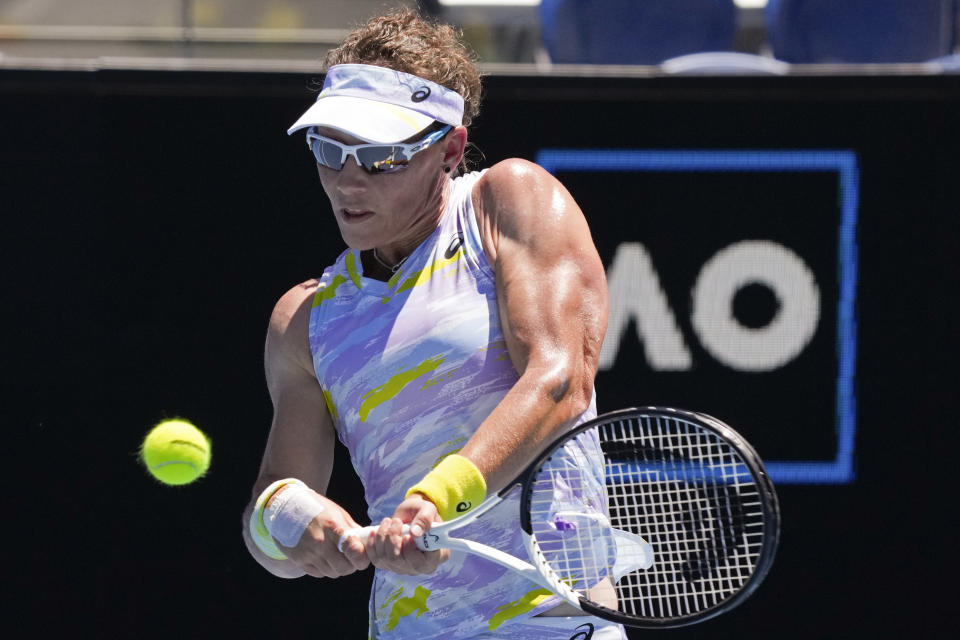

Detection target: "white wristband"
[263, 483, 326, 548]
[250, 478, 303, 560]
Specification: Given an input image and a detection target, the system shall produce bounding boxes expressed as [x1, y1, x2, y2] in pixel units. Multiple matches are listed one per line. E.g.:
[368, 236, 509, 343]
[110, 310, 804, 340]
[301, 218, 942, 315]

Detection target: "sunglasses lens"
[306, 130, 441, 175]
[312, 139, 345, 170]
[358, 145, 410, 174]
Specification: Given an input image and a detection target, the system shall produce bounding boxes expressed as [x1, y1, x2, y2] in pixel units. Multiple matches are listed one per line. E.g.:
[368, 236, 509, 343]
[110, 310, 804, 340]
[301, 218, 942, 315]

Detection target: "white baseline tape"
[264, 483, 326, 548]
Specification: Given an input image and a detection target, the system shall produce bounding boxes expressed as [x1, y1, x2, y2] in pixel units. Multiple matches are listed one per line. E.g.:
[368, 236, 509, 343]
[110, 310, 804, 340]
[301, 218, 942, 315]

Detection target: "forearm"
[387, 368, 590, 575]
[458, 360, 593, 493]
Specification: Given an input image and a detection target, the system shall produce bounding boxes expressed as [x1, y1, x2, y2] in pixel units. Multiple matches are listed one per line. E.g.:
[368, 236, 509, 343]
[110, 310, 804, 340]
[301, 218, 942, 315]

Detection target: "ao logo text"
[601, 240, 820, 372]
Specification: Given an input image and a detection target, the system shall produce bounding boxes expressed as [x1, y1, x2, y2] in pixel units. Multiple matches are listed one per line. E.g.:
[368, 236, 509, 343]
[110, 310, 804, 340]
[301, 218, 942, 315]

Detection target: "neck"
[372, 247, 407, 273]
[369, 174, 452, 269]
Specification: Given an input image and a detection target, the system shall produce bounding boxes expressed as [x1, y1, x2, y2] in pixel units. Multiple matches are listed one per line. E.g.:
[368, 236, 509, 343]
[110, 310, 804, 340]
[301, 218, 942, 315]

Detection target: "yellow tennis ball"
[140, 419, 211, 486]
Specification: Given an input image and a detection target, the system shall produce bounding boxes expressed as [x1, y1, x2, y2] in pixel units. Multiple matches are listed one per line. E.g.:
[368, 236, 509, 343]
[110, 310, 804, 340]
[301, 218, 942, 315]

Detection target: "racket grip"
[337, 525, 442, 553]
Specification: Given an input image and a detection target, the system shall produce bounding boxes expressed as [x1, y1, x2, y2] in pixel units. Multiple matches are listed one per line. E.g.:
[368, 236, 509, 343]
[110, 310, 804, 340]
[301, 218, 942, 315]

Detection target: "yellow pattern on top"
[321, 388, 339, 422]
[379, 585, 404, 612]
[381, 246, 464, 304]
[345, 252, 363, 290]
[487, 588, 554, 631]
[312, 274, 348, 307]
[384, 585, 431, 631]
[358, 355, 445, 422]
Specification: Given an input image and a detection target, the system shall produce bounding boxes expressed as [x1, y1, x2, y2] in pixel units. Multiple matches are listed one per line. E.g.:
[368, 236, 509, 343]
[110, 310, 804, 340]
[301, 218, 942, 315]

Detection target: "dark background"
[2, 69, 957, 638]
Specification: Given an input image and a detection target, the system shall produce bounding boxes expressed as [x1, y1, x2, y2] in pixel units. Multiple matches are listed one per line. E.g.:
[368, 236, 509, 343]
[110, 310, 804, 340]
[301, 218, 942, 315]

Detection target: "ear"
[441, 126, 468, 168]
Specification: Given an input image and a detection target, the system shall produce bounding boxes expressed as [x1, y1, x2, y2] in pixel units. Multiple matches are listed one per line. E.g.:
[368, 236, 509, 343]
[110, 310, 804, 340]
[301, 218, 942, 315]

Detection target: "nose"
[331, 154, 368, 194]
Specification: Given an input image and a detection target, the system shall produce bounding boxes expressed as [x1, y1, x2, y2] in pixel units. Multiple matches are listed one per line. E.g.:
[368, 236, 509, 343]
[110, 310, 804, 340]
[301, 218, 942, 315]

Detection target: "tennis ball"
[140, 419, 211, 486]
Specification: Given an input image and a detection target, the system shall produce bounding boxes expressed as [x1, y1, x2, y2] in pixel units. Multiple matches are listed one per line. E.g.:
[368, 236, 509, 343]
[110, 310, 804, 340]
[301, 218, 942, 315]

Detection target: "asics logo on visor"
[411, 87, 431, 103]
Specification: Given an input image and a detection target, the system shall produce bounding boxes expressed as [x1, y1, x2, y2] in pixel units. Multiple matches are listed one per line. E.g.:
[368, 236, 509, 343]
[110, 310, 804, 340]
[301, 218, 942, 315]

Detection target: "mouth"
[340, 208, 375, 222]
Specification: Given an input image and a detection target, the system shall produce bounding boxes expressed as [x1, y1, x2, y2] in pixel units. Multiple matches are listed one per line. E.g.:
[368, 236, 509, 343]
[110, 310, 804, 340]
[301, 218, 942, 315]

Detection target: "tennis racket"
[339, 407, 780, 628]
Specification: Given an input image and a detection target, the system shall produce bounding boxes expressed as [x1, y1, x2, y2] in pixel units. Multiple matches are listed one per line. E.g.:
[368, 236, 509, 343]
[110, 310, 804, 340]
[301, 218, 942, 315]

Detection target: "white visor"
[287, 63, 465, 144]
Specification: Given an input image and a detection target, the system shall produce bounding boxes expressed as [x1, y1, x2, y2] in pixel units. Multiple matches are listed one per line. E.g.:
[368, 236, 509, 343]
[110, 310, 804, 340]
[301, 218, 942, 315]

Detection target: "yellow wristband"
[249, 478, 306, 560]
[405, 454, 486, 521]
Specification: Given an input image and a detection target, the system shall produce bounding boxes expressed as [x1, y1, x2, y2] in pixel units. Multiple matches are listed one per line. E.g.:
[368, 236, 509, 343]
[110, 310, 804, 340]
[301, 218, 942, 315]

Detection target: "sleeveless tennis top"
[308, 171, 601, 639]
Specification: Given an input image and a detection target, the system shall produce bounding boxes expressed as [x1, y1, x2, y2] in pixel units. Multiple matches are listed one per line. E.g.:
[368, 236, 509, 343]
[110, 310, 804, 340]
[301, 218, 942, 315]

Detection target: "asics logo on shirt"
[569, 622, 595, 640]
[445, 233, 464, 259]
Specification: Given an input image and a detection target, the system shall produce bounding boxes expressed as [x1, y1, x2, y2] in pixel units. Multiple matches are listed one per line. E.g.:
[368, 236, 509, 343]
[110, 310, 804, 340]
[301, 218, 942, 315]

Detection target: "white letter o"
[691, 240, 820, 371]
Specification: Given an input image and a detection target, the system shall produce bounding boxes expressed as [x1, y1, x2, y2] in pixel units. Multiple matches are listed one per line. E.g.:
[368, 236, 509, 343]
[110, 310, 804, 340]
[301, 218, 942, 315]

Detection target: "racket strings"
[601, 415, 767, 620]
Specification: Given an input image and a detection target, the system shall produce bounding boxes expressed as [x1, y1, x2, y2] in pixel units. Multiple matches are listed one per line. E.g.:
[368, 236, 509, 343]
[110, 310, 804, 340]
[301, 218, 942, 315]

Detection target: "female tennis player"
[241, 9, 615, 639]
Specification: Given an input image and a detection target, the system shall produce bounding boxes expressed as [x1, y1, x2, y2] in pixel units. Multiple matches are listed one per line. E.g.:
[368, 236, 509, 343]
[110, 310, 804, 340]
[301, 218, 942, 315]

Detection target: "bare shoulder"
[266, 279, 319, 376]
[474, 158, 558, 213]
[472, 158, 585, 263]
[270, 279, 319, 334]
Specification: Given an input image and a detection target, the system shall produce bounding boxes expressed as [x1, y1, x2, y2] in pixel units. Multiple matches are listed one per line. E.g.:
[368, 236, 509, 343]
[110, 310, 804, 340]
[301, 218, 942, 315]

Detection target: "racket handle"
[338, 524, 440, 553]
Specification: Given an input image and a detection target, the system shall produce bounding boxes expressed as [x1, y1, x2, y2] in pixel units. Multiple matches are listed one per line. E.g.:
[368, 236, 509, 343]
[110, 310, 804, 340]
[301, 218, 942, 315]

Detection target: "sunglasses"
[305, 125, 452, 175]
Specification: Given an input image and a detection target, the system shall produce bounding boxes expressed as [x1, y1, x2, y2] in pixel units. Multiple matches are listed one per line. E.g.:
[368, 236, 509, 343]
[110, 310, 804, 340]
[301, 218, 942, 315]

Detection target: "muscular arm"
[369, 159, 607, 576]
[386, 158, 608, 537]
[462, 158, 609, 491]
[241, 281, 369, 578]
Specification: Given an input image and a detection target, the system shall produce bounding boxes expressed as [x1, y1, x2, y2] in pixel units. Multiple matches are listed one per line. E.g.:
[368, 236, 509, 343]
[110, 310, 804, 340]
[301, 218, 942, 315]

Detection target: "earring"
[443, 166, 451, 173]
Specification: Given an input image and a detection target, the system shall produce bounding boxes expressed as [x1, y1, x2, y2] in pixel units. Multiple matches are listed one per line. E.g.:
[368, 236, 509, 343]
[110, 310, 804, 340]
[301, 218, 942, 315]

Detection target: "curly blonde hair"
[324, 8, 483, 128]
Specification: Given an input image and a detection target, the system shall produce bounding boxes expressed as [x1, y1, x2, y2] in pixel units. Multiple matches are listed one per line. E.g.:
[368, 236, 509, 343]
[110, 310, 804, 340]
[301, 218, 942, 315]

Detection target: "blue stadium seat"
[765, 0, 959, 63]
[539, 0, 737, 65]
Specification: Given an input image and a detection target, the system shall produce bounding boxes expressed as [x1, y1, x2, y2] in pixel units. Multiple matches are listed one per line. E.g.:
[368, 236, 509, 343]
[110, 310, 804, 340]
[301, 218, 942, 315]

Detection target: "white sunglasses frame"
[305, 125, 453, 174]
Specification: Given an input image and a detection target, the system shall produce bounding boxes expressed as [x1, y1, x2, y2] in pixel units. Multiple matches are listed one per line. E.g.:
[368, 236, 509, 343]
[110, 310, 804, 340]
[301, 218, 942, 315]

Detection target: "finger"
[408, 504, 438, 539]
[299, 555, 348, 579]
[368, 518, 400, 563]
[321, 545, 364, 577]
[289, 533, 361, 578]
[403, 548, 435, 575]
[301, 563, 328, 579]
[377, 519, 427, 573]
[337, 526, 368, 552]
[385, 518, 409, 559]
[340, 536, 370, 571]
[403, 539, 449, 574]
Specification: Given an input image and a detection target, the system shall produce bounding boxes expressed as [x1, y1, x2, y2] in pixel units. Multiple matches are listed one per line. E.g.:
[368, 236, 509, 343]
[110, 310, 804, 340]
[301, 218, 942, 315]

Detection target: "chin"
[337, 230, 375, 252]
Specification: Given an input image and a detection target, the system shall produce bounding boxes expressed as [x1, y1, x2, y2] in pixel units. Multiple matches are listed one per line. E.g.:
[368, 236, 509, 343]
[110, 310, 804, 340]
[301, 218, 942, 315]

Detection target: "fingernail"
[410, 524, 423, 537]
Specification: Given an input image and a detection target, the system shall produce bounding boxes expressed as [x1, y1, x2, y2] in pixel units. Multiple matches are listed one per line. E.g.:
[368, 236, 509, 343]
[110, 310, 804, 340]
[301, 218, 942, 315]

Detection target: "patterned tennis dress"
[308, 171, 615, 639]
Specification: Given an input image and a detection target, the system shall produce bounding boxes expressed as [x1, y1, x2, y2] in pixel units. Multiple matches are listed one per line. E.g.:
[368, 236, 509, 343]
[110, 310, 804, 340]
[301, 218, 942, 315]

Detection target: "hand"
[278, 491, 371, 578]
[364, 493, 449, 576]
